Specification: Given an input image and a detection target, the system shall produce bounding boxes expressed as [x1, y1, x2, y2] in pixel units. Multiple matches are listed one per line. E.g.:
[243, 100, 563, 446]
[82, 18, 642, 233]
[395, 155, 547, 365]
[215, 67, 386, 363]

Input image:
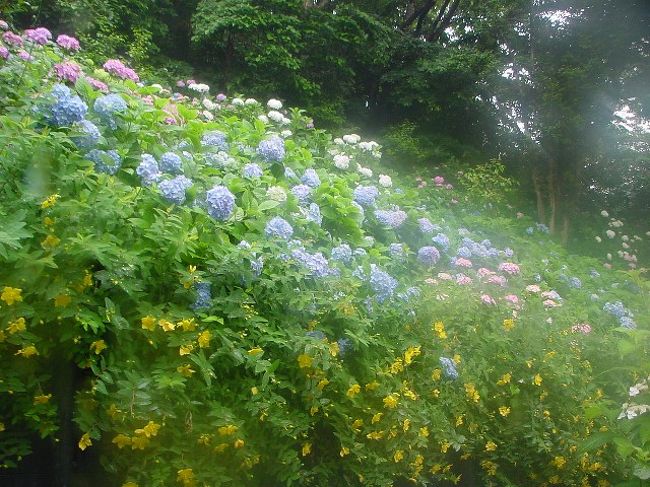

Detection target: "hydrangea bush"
[0, 23, 649, 487]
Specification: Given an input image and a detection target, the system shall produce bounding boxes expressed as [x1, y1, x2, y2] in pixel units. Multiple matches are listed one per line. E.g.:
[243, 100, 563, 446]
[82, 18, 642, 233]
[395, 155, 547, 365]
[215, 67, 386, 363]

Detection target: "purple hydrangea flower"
[242, 163, 263, 179]
[374, 209, 407, 229]
[53, 61, 82, 83]
[24, 27, 52, 45]
[331, 244, 352, 263]
[265, 217, 293, 240]
[418, 218, 435, 234]
[86, 149, 121, 175]
[205, 185, 235, 220]
[2, 31, 22, 47]
[369, 264, 397, 303]
[56, 34, 80, 51]
[291, 184, 312, 205]
[432, 233, 450, 251]
[102, 59, 139, 82]
[136, 154, 162, 186]
[353, 185, 379, 207]
[417, 246, 440, 266]
[291, 247, 332, 278]
[0, 46, 8, 59]
[389, 243, 405, 258]
[301, 168, 320, 188]
[160, 175, 192, 204]
[257, 135, 285, 162]
[159, 152, 183, 174]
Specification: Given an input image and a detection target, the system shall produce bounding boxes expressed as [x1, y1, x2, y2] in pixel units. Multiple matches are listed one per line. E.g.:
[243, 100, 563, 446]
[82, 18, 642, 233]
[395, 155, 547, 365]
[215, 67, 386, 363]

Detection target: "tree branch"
[427, 0, 460, 42]
[401, 0, 437, 31]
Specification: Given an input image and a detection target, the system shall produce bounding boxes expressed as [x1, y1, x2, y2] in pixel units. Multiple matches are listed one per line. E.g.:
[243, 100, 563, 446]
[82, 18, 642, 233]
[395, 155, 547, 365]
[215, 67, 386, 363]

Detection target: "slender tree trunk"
[548, 158, 557, 234]
[532, 167, 546, 224]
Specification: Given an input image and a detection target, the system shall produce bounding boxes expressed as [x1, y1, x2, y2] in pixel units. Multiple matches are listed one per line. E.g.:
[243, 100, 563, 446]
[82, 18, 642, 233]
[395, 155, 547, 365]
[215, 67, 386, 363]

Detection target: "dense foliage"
[1, 24, 649, 487]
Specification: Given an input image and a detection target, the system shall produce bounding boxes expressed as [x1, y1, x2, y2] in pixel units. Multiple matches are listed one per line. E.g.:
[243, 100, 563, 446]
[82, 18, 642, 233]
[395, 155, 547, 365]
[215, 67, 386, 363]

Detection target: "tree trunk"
[548, 158, 557, 234]
[532, 167, 546, 224]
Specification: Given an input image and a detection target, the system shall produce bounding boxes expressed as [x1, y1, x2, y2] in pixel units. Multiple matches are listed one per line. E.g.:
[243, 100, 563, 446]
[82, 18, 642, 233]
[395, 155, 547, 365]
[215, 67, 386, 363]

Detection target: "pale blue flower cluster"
[72, 120, 100, 149]
[603, 301, 636, 328]
[331, 244, 352, 263]
[353, 185, 379, 207]
[389, 243, 405, 258]
[243, 163, 263, 178]
[458, 237, 499, 259]
[417, 246, 440, 266]
[291, 247, 333, 278]
[93, 93, 127, 129]
[86, 149, 121, 175]
[439, 357, 459, 380]
[418, 217, 436, 234]
[284, 167, 297, 180]
[159, 175, 192, 204]
[337, 338, 351, 357]
[375, 209, 407, 229]
[201, 130, 228, 151]
[303, 202, 322, 226]
[205, 151, 234, 168]
[46, 83, 87, 126]
[432, 233, 450, 251]
[301, 168, 321, 188]
[265, 216, 293, 240]
[369, 264, 397, 303]
[398, 286, 421, 302]
[205, 185, 235, 220]
[257, 135, 285, 162]
[192, 282, 212, 310]
[136, 154, 162, 186]
[251, 257, 264, 276]
[291, 184, 312, 205]
[160, 152, 183, 174]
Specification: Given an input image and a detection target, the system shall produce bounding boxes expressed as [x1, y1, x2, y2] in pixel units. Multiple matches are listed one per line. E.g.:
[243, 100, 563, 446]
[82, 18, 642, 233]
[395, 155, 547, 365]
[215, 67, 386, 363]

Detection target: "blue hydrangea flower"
[72, 120, 100, 149]
[351, 201, 365, 223]
[536, 223, 550, 233]
[303, 202, 322, 226]
[201, 130, 228, 151]
[136, 153, 161, 186]
[265, 217, 293, 240]
[159, 152, 183, 174]
[291, 184, 312, 205]
[205, 185, 235, 220]
[205, 151, 235, 168]
[242, 163, 263, 179]
[331, 244, 352, 263]
[399, 286, 421, 302]
[257, 135, 285, 162]
[192, 282, 211, 310]
[337, 338, 351, 357]
[251, 257, 264, 276]
[238, 240, 252, 250]
[85, 149, 121, 175]
[418, 218, 435, 234]
[375, 209, 407, 229]
[159, 175, 192, 204]
[569, 277, 582, 289]
[46, 83, 87, 126]
[93, 93, 127, 129]
[457, 246, 472, 258]
[432, 233, 450, 251]
[503, 247, 514, 258]
[439, 357, 458, 380]
[353, 185, 379, 207]
[284, 167, 297, 180]
[389, 243, 405, 258]
[619, 316, 637, 329]
[418, 246, 440, 266]
[352, 266, 367, 280]
[481, 239, 492, 248]
[526, 227, 534, 235]
[590, 269, 600, 278]
[306, 330, 326, 340]
[603, 301, 628, 319]
[369, 264, 397, 303]
[354, 248, 367, 257]
[301, 168, 320, 188]
[291, 247, 332, 278]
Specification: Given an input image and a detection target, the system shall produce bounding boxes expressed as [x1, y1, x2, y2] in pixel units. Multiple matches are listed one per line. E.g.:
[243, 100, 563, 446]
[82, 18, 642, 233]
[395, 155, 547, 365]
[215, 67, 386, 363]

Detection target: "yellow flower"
[1, 287, 22, 305]
[178, 318, 196, 331]
[122, 482, 138, 487]
[54, 294, 72, 308]
[498, 406, 511, 417]
[371, 412, 383, 424]
[453, 354, 461, 364]
[404, 346, 421, 365]
[197, 330, 212, 348]
[328, 341, 340, 357]
[141, 316, 156, 331]
[177, 468, 195, 487]
[15, 345, 38, 358]
[135, 421, 160, 438]
[233, 438, 245, 449]
[366, 430, 384, 440]
[433, 321, 447, 339]
[351, 419, 363, 432]
[197, 434, 211, 445]
[78, 433, 92, 451]
[7, 317, 26, 334]
[0, 330, 5, 342]
[309, 405, 319, 416]
[455, 415, 464, 426]
[497, 372, 511, 386]
[551, 456, 566, 469]
[419, 426, 429, 438]
[41, 194, 60, 209]
[440, 441, 451, 453]
[394, 450, 404, 462]
[179, 343, 194, 356]
[44, 216, 55, 226]
[301, 442, 312, 456]
[431, 388, 440, 398]
[481, 460, 497, 476]
[365, 381, 379, 391]
[33, 394, 52, 405]
[533, 374, 543, 386]
[130, 435, 149, 450]
[383, 393, 399, 409]
[159, 319, 175, 332]
[90, 340, 107, 354]
[214, 442, 229, 453]
[247, 346, 263, 356]
[297, 354, 312, 369]
[251, 386, 259, 395]
[431, 368, 442, 381]
[390, 357, 404, 374]
[347, 384, 361, 398]
[503, 318, 515, 331]
[485, 441, 497, 452]
[218, 425, 238, 436]
[317, 378, 329, 391]
[340, 446, 350, 457]
[81, 271, 93, 289]
[177, 364, 195, 377]
[464, 383, 480, 403]
[402, 418, 411, 431]
[112, 434, 132, 449]
[41, 234, 60, 249]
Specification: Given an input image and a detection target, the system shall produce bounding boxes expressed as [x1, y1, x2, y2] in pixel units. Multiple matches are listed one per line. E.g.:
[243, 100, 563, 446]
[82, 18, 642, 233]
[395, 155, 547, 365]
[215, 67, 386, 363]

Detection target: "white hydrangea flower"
[281, 130, 292, 138]
[378, 174, 392, 188]
[357, 164, 372, 178]
[266, 186, 287, 202]
[188, 83, 210, 93]
[601, 210, 609, 217]
[150, 83, 164, 92]
[607, 253, 612, 260]
[202, 110, 214, 121]
[621, 235, 629, 241]
[343, 134, 361, 144]
[606, 229, 616, 239]
[622, 242, 629, 249]
[258, 114, 269, 124]
[333, 154, 350, 169]
[245, 98, 258, 105]
[232, 97, 245, 106]
[281, 116, 291, 125]
[333, 138, 344, 145]
[359, 141, 379, 151]
[267, 110, 284, 123]
[202, 98, 217, 110]
[595, 236, 602, 243]
[267, 98, 283, 110]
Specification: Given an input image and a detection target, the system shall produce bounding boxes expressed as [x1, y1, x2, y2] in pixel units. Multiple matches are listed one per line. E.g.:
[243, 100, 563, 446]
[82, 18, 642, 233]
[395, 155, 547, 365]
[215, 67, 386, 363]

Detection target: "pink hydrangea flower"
[53, 61, 82, 83]
[498, 262, 520, 275]
[24, 27, 52, 45]
[543, 299, 559, 308]
[2, 31, 22, 46]
[525, 284, 541, 293]
[571, 323, 592, 334]
[17, 50, 33, 61]
[504, 294, 519, 304]
[86, 77, 109, 92]
[454, 257, 472, 268]
[434, 176, 445, 186]
[481, 294, 496, 305]
[186, 79, 196, 85]
[216, 93, 227, 102]
[445, 183, 453, 190]
[455, 273, 473, 285]
[164, 116, 177, 125]
[0, 20, 9, 31]
[487, 275, 507, 286]
[437, 272, 453, 281]
[56, 34, 80, 51]
[142, 95, 154, 106]
[477, 268, 494, 278]
[0, 46, 9, 59]
[176, 80, 186, 87]
[103, 59, 139, 82]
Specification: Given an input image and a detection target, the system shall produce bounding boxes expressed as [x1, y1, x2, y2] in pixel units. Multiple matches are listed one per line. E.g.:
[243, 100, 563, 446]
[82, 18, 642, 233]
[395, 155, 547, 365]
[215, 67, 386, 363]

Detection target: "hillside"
[0, 25, 649, 487]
